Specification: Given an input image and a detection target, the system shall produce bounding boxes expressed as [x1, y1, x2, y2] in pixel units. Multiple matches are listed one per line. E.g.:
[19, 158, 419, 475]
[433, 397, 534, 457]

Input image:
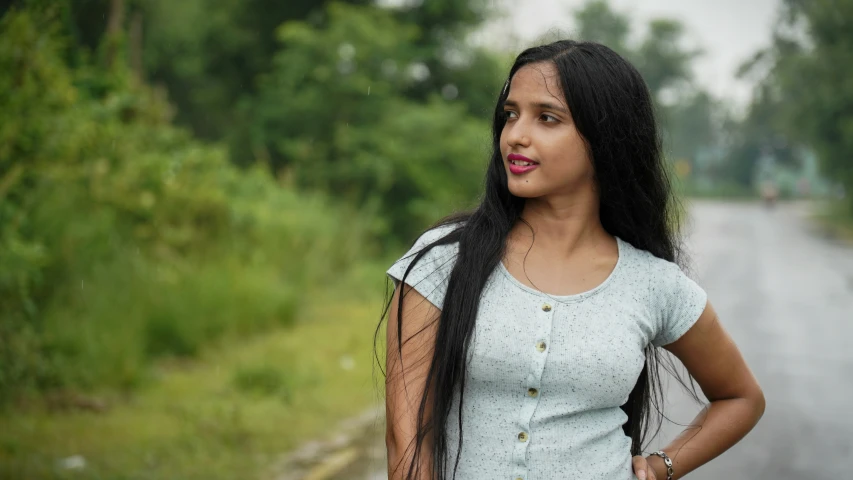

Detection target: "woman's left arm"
[634, 300, 766, 480]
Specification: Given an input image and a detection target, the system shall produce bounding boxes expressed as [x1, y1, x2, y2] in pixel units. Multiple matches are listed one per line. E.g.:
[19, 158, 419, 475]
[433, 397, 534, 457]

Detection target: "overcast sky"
[474, 0, 782, 108]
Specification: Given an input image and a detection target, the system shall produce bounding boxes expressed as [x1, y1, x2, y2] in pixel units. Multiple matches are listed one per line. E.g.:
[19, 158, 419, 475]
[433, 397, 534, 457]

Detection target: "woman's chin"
[506, 179, 544, 199]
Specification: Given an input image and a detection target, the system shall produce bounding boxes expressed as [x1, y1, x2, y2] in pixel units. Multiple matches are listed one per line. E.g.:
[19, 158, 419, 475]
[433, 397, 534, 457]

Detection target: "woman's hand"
[632, 455, 658, 480]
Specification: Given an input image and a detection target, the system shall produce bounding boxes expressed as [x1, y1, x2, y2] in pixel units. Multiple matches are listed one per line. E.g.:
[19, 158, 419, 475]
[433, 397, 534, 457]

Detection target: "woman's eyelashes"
[503, 110, 560, 123]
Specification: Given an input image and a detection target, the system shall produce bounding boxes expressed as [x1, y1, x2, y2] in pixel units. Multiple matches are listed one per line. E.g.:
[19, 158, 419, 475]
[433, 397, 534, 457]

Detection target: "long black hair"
[378, 39, 692, 480]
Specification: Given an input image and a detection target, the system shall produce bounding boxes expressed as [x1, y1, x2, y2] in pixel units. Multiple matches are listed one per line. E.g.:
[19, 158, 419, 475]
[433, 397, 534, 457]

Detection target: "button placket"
[512, 300, 556, 476]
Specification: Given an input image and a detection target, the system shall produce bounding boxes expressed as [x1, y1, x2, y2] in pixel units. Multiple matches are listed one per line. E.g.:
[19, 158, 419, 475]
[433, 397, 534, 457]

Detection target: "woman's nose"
[505, 119, 531, 148]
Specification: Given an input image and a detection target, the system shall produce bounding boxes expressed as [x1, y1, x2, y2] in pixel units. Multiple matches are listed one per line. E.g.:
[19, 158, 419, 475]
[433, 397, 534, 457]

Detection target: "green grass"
[812, 200, 853, 244]
[677, 179, 757, 201]
[0, 263, 391, 480]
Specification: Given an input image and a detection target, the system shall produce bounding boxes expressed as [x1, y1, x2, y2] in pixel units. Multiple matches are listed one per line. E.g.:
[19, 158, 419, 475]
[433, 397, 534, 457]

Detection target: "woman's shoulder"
[411, 222, 463, 250]
[617, 238, 682, 276]
[619, 239, 705, 295]
[386, 222, 464, 309]
[615, 238, 707, 345]
[614, 238, 699, 298]
[387, 221, 463, 275]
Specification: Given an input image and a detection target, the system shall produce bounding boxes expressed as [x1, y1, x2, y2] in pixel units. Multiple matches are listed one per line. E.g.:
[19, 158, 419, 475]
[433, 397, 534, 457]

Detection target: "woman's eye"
[540, 113, 558, 122]
[504, 110, 518, 119]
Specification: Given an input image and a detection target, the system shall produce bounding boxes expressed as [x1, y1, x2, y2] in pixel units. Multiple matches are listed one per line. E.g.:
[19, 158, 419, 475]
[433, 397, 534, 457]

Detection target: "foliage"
[50, 0, 498, 166]
[769, 0, 853, 205]
[717, 81, 800, 187]
[813, 200, 853, 244]
[663, 91, 723, 164]
[53, 0, 374, 142]
[573, 0, 630, 55]
[0, 6, 372, 402]
[250, 3, 491, 241]
[0, 292, 383, 480]
[232, 364, 291, 398]
[570, 0, 721, 172]
[571, 1, 701, 102]
[385, 0, 504, 116]
[721, 0, 853, 199]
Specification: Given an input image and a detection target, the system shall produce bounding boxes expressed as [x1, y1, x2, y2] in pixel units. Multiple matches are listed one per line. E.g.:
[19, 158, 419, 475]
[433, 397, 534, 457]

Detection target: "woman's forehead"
[507, 63, 566, 104]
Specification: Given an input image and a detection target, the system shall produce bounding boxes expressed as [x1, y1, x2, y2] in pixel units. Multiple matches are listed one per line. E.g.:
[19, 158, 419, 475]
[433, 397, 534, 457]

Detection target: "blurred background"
[0, 0, 851, 478]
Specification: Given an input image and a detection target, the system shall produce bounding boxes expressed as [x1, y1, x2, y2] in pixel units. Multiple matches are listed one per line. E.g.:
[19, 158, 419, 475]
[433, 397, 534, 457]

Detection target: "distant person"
[760, 180, 779, 208]
[380, 40, 764, 480]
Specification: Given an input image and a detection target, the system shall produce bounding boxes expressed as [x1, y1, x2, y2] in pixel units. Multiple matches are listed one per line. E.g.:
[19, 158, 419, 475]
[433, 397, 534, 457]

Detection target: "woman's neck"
[511, 193, 612, 260]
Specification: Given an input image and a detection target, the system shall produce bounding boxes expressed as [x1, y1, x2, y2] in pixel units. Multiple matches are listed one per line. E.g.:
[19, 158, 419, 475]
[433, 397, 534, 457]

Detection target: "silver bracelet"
[649, 450, 674, 480]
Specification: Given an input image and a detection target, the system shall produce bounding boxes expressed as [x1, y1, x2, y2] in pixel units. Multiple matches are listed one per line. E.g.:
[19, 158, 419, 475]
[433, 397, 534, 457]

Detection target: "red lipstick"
[507, 153, 539, 175]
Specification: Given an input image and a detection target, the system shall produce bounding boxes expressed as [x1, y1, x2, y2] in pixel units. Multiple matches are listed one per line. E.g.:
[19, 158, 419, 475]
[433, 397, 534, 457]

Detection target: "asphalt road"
[300, 200, 853, 479]
[648, 201, 853, 478]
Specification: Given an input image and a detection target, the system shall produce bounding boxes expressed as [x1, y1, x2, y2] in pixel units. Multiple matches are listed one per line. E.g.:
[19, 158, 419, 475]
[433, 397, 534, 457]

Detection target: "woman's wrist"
[644, 453, 671, 480]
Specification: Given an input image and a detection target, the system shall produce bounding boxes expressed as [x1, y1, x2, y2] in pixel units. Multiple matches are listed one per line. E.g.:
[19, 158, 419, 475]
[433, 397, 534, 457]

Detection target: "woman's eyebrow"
[503, 99, 569, 115]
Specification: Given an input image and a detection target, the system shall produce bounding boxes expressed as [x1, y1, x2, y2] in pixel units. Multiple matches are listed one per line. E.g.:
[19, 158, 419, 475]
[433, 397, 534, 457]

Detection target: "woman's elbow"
[385, 427, 398, 458]
[385, 426, 407, 475]
[752, 386, 766, 421]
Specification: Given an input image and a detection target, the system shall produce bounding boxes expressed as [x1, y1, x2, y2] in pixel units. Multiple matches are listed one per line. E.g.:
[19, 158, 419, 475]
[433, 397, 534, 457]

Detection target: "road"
[649, 201, 853, 478]
[290, 200, 853, 479]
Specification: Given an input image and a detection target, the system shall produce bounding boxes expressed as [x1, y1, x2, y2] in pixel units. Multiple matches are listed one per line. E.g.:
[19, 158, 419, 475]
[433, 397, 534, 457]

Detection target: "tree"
[38, 0, 373, 139]
[138, 0, 376, 141]
[721, 0, 853, 197]
[572, 1, 700, 102]
[572, 0, 630, 56]
[571, 0, 720, 172]
[251, 3, 490, 241]
[665, 91, 722, 164]
[0, 4, 374, 399]
[764, 0, 853, 206]
[634, 19, 699, 101]
[718, 73, 801, 188]
[43, 0, 497, 160]
[385, 0, 500, 113]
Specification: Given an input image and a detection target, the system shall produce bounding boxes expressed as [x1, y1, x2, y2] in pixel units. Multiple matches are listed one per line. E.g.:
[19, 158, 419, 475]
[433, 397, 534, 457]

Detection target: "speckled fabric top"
[386, 224, 708, 480]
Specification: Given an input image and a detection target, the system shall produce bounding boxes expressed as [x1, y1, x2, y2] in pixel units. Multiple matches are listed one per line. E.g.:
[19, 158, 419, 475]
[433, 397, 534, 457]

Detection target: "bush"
[232, 364, 292, 399]
[0, 7, 373, 403]
[253, 3, 491, 243]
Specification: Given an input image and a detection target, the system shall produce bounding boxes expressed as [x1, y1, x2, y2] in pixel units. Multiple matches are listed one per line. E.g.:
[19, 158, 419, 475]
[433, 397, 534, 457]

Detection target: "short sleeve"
[386, 224, 460, 310]
[651, 261, 708, 347]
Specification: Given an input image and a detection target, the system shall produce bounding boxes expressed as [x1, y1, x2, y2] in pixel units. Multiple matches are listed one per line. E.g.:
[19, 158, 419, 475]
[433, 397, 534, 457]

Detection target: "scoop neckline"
[497, 236, 624, 302]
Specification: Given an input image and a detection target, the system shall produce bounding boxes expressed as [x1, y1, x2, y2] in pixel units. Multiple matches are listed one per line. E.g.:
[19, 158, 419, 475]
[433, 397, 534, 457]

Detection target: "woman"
[381, 40, 765, 480]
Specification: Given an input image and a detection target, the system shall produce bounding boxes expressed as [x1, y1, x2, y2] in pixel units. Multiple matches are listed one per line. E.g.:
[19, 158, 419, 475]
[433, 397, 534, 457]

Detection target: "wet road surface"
[649, 201, 853, 478]
[290, 200, 853, 479]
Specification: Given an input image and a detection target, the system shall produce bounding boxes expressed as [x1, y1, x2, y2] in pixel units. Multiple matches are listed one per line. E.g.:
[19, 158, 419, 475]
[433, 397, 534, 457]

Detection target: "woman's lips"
[507, 153, 539, 175]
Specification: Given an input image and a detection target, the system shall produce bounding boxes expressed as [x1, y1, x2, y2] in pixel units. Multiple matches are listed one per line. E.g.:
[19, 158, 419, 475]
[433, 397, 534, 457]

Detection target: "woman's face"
[499, 62, 594, 200]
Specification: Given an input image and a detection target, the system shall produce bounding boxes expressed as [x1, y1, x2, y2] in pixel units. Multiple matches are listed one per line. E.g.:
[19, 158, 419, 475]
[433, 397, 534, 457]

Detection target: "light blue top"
[386, 224, 708, 480]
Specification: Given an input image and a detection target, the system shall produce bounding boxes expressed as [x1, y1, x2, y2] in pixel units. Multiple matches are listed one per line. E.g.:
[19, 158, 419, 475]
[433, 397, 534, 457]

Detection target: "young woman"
[381, 40, 765, 480]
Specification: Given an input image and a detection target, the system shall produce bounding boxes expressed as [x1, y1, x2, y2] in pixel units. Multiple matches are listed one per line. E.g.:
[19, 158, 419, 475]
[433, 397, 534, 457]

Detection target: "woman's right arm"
[385, 283, 440, 480]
